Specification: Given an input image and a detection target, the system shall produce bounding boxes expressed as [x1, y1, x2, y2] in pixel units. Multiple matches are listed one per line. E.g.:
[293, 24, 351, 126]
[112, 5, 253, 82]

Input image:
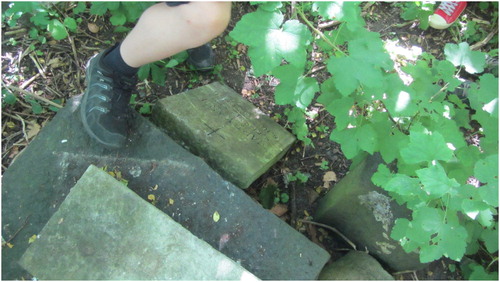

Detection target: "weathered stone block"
[319, 251, 394, 280]
[2, 95, 329, 280]
[315, 154, 425, 271]
[19, 165, 259, 280]
[152, 82, 296, 188]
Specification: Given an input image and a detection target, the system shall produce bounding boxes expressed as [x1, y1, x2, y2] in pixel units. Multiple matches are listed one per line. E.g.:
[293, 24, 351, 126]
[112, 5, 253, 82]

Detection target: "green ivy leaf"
[47, 19, 68, 40]
[444, 42, 485, 74]
[273, 64, 318, 109]
[400, 130, 453, 164]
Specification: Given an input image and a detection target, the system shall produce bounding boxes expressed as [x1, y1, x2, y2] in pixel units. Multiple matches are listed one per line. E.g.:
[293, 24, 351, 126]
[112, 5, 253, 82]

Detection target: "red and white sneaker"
[429, 2, 467, 29]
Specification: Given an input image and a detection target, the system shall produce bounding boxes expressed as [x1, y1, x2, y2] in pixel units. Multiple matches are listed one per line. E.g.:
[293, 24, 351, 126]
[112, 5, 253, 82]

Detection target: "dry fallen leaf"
[270, 204, 288, 217]
[213, 211, 220, 222]
[28, 234, 37, 244]
[88, 23, 100, 33]
[26, 123, 41, 140]
[323, 171, 337, 188]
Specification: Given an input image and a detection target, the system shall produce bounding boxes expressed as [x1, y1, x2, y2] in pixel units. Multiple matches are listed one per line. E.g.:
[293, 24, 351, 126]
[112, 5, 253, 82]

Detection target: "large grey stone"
[19, 165, 258, 280]
[318, 251, 394, 280]
[314, 154, 425, 271]
[2, 95, 329, 280]
[152, 82, 296, 188]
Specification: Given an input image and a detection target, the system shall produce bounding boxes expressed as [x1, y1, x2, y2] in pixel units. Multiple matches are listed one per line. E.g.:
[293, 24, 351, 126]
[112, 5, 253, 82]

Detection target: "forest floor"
[2, 2, 498, 280]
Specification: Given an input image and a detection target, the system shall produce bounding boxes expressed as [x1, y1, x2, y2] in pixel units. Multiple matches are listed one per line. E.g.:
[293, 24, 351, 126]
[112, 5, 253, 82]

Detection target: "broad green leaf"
[73, 2, 87, 14]
[230, 10, 311, 76]
[391, 218, 410, 240]
[47, 19, 68, 40]
[63, 17, 77, 32]
[137, 64, 151, 81]
[468, 74, 499, 118]
[312, 2, 365, 31]
[330, 127, 360, 159]
[285, 107, 310, 144]
[416, 163, 459, 198]
[480, 225, 498, 253]
[439, 223, 468, 261]
[413, 206, 443, 232]
[318, 81, 354, 130]
[478, 183, 498, 207]
[383, 173, 421, 196]
[150, 64, 165, 85]
[273, 64, 319, 109]
[468, 264, 499, 280]
[444, 42, 485, 74]
[474, 154, 498, 183]
[371, 164, 392, 187]
[30, 12, 50, 26]
[356, 123, 378, 154]
[400, 130, 453, 164]
[420, 244, 442, 263]
[110, 11, 126, 26]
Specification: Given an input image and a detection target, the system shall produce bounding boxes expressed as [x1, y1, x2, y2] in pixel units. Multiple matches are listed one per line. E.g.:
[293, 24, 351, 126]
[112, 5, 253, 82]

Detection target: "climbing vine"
[230, 2, 498, 278]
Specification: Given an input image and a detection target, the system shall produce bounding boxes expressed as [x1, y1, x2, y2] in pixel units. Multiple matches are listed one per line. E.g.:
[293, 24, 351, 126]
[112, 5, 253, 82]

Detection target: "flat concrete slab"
[2, 95, 329, 280]
[19, 165, 258, 280]
[152, 82, 296, 188]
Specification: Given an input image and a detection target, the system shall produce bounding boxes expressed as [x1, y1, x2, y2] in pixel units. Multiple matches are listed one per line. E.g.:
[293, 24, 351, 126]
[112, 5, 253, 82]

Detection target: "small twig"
[4, 85, 63, 109]
[4, 215, 31, 245]
[300, 219, 357, 251]
[2, 112, 36, 125]
[16, 114, 29, 143]
[20, 73, 41, 90]
[318, 20, 341, 29]
[470, 28, 497, 51]
[3, 28, 27, 36]
[28, 53, 47, 79]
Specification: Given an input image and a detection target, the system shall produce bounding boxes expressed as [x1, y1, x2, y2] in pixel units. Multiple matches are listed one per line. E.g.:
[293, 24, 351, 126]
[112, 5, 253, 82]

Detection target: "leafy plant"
[229, 1, 498, 275]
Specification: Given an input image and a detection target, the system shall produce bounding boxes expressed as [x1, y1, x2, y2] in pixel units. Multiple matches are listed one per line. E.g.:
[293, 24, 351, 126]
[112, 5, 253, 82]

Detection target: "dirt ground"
[2, 2, 497, 280]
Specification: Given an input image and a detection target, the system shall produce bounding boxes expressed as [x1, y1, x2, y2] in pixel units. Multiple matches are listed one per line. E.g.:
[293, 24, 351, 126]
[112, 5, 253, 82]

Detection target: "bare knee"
[182, 2, 232, 39]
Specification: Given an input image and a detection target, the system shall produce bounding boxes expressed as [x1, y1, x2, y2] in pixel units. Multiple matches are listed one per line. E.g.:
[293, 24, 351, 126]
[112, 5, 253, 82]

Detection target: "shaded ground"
[2, 2, 498, 280]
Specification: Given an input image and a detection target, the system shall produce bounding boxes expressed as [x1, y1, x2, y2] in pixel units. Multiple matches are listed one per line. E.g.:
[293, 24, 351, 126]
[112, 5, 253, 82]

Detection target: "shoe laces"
[439, 2, 459, 16]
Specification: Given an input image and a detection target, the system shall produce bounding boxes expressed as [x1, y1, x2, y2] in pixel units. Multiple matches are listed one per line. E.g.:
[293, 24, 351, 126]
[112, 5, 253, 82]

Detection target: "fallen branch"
[300, 219, 357, 251]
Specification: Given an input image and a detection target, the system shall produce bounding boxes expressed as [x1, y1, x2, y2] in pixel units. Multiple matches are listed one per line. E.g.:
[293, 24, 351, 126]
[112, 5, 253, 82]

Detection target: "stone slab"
[318, 251, 394, 280]
[151, 82, 296, 188]
[19, 165, 258, 280]
[315, 154, 424, 271]
[2, 95, 329, 280]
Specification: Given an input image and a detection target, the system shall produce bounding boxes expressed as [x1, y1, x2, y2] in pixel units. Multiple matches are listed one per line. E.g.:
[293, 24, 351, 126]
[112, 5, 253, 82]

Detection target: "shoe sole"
[80, 54, 123, 149]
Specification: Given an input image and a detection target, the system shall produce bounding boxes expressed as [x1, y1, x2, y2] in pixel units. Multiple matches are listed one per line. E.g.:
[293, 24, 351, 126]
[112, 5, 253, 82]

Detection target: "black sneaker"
[187, 43, 215, 71]
[80, 48, 136, 148]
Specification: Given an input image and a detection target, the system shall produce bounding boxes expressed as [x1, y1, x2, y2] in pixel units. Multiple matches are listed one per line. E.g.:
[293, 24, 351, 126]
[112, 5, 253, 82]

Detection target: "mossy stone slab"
[152, 82, 296, 188]
[2, 95, 329, 280]
[19, 165, 259, 280]
[319, 251, 394, 280]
